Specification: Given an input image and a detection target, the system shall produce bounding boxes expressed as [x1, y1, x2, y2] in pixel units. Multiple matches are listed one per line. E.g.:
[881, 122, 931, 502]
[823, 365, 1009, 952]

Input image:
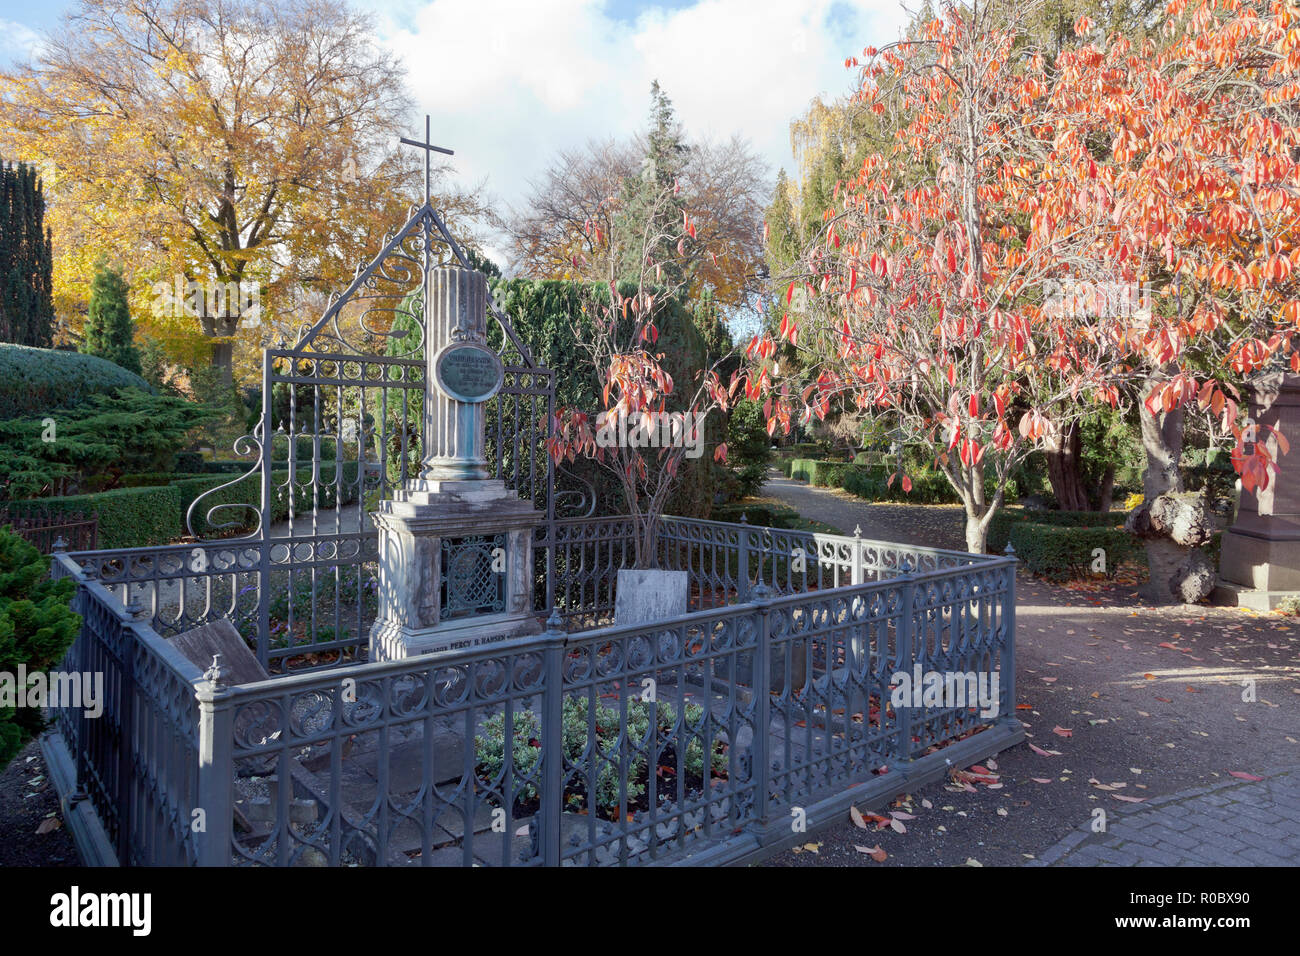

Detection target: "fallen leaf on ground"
[1053, 726, 1073, 738]
[856, 844, 888, 862]
[1229, 771, 1265, 782]
[36, 818, 61, 835]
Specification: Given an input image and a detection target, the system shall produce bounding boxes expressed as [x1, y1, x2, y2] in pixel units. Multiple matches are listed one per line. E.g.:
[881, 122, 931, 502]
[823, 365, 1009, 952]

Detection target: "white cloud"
[378, 0, 912, 229]
[0, 18, 43, 62]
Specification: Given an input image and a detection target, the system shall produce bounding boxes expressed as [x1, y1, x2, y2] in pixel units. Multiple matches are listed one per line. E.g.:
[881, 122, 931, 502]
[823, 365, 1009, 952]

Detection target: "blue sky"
[0, 0, 912, 263]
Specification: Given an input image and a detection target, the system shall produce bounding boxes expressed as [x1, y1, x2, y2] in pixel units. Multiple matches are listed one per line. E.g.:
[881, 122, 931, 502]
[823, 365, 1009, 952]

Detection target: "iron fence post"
[750, 584, 772, 836]
[540, 612, 566, 867]
[737, 515, 750, 603]
[195, 657, 235, 867]
[115, 603, 144, 864]
[71, 580, 90, 801]
[1001, 545, 1018, 720]
[896, 567, 916, 763]
[851, 525, 864, 587]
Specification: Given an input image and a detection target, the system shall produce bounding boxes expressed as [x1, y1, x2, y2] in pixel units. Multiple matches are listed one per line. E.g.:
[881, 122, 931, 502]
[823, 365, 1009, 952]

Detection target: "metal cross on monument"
[400, 114, 454, 202]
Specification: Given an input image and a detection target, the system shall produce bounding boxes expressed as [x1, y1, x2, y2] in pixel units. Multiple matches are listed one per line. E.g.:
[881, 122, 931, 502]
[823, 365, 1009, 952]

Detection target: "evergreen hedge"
[987, 508, 1127, 554]
[11, 485, 182, 548]
[0, 344, 151, 419]
[14, 462, 365, 546]
[1007, 522, 1142, 582]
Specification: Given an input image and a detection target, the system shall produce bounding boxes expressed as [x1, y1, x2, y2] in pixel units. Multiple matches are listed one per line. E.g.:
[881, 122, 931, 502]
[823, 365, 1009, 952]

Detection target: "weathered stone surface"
[353, 732, 465, 789]
[1218, 372, 1300, 604]
[614, 568, 688, 626]
[167, 619, 266, 685]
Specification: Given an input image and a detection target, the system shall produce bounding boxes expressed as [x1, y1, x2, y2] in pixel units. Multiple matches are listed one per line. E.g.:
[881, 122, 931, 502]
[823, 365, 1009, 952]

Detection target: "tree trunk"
[965, 511, 988, 555]
[1044, 420, 1093, 510]
[1097, 464, 1115, 513]
[1129, 371, 1215, 603]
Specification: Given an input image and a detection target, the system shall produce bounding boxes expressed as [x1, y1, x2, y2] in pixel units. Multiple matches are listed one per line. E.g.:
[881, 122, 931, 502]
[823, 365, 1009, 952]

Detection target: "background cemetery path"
[758, 473, 1300, 867]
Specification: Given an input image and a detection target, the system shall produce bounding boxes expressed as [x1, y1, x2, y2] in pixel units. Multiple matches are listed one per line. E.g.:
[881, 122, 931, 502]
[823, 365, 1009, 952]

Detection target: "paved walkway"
[1031, 765, 1300, 866]
[760, 472, 1300, 868]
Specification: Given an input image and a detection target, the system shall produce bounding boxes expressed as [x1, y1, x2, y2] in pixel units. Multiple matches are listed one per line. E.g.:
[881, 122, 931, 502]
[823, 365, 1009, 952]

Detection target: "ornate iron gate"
[185, 201, 557, 672]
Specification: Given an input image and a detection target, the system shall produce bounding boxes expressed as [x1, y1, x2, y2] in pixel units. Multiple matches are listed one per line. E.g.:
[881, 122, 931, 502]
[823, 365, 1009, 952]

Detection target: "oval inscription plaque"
[435, 342, 504, 403]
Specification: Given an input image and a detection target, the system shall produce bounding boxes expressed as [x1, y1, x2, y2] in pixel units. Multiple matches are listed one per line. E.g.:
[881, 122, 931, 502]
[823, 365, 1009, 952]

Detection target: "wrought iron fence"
[48, 519, 1020, 867]
[1, 509, 98, 553]
[49, 562, 202, 866]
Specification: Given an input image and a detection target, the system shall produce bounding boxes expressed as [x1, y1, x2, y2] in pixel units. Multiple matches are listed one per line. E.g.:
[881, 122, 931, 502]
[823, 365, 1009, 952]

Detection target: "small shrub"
[723, 400, 773, 500]
[475, 695, 726, 819]
[0, 527, 80, 769]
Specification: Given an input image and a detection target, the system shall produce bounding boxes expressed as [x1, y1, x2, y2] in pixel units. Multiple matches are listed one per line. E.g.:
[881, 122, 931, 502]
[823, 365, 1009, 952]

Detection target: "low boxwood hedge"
[711, 502, 802, 528]
[1007, 521, 1143, 582]
[987, 507, 1127, 554]
[14, 461, 365, 547]
[789, 458, 848, 485]
[177, 462, 362, 536]
[11, 485, 182, 549]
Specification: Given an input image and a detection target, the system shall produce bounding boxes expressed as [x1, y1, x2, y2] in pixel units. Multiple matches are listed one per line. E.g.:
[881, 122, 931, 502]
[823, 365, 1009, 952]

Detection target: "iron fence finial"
[204, 653, 229, 690]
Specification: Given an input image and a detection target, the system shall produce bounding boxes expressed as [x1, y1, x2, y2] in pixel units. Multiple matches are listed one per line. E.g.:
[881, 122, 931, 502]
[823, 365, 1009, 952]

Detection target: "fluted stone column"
[421, 265, 494, 481]
[368, 262, 542, 661]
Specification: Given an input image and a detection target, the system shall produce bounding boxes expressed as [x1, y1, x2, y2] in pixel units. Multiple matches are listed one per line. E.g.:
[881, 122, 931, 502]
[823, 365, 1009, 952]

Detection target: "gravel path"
[760, 474, 1300, 867]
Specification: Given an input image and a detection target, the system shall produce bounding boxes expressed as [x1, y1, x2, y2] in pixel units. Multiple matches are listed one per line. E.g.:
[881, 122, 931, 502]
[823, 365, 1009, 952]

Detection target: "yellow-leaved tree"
[0, 0, 489, 384]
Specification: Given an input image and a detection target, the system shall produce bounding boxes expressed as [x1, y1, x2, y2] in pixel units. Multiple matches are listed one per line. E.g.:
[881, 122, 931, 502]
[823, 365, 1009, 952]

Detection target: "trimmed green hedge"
[200, 459, 257, 474]
[712, 502, 803, 529]
[13, 461, 364, 546]
[0, 344, 152, 418]
[1007, 521, 1142, 582]
[789, 458, 850, 485]
[12, 485, 182, 548]
[177, 462, 362, 536]
[987, 508, 1127, 554]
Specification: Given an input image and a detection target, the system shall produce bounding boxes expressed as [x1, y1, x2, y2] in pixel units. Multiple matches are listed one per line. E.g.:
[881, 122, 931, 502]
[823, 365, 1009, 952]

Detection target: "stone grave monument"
[1216, 369, 1300, 609]
[369, 264, 543, 660]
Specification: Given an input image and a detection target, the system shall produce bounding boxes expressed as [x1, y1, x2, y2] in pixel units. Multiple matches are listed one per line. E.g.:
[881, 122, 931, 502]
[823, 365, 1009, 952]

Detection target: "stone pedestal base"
[1218, 527, 1300, 592]
[370, 609, 542, 659]
[1214, 528, 1300, 609]
[368, 479, 543, 661]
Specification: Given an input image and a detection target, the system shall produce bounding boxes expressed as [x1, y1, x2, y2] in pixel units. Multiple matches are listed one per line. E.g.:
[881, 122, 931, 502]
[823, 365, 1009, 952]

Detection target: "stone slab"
[614, 568, 689, 626]
[166, 619, 267, 685]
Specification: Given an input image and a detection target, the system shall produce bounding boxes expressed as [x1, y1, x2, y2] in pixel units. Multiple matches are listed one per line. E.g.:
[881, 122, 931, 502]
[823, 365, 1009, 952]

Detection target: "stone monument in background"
[1216, 370, 1300, 609]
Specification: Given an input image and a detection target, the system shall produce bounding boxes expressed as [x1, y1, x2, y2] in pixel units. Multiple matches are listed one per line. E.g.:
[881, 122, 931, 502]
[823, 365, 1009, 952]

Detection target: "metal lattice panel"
[441, 534, 506, 619]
